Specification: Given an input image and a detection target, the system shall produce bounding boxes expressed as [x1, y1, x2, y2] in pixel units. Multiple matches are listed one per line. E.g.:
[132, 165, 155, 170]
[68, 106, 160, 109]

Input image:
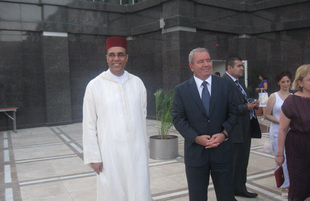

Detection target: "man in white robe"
[83, 37, 152, 201]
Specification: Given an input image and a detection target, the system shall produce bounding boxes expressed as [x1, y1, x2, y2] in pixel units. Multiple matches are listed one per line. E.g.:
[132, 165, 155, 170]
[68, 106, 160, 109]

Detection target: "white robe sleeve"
[142, 83, 147, 119]
[82, 83, 102, 165]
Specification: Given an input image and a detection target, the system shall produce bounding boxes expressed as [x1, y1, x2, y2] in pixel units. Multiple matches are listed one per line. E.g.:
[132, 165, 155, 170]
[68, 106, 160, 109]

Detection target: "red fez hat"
[106, 37, 127, 50]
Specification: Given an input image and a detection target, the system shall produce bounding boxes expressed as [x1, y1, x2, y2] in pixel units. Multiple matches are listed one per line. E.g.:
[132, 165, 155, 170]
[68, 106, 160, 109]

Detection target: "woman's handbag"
[259, 89, 268, 105]
[274, 166, 284, 188]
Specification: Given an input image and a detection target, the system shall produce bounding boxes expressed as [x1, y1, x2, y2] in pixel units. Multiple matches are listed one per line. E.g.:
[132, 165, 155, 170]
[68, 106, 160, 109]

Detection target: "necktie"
[202, 81, 210, 115]
[235, 80, 256, 119]
[235, 80, 248, 100]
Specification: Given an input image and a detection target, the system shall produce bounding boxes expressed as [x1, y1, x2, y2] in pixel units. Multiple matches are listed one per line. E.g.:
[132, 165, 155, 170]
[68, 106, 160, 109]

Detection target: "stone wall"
[1, 0, 310, 130]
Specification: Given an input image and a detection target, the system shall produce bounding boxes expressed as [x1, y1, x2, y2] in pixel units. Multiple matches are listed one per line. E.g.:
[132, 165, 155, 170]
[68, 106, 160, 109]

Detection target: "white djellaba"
[83, 70, 151, 201]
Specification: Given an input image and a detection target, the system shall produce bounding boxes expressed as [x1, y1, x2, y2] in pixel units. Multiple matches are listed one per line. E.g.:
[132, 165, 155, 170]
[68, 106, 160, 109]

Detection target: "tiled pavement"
[0, 118, 287, 201]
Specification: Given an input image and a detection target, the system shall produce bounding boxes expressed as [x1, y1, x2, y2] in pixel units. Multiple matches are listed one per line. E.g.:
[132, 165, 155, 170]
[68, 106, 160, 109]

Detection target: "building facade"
[1, 0, 310, 130]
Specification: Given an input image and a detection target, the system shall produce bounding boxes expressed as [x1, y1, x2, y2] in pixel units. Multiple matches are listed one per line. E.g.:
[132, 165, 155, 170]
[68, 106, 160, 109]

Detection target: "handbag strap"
[260, 88, 267, 93]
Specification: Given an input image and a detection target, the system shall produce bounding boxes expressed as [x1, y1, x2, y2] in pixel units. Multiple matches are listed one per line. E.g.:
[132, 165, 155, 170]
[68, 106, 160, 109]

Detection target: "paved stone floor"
[0, 118, 287, 201]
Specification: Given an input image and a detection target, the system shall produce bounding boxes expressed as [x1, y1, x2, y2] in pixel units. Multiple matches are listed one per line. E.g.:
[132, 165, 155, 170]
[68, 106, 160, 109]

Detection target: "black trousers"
[232, 133, 252, 193]
[185, 159, 235, 201]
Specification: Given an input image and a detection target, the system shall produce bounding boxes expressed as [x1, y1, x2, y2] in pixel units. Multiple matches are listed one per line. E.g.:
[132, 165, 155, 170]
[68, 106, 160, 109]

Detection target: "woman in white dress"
[264, 70, 292, 198]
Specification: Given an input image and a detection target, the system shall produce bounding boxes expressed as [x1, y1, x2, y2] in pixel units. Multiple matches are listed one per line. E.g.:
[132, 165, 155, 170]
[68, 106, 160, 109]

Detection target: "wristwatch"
[221, 131, 228, 141]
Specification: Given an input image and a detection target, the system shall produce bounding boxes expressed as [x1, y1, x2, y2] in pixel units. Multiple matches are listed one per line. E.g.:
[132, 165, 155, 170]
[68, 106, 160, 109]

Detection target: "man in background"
[223, 56, 261, 198]
[214, 72, 221, 77]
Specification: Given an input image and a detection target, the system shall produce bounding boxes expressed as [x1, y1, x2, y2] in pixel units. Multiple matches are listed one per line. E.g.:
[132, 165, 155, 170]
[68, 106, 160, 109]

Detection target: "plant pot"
[149, 135, 178, 160]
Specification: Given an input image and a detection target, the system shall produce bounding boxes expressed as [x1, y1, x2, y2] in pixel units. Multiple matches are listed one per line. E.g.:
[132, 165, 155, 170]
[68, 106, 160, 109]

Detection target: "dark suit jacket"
[222, 73, 261, 143]
[172, 75, 238, 167]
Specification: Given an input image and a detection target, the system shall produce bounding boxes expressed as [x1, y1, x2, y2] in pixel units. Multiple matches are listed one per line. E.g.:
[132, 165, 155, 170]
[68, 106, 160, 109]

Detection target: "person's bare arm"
[264, 93, 279, 123]
[263, 82, 268, 91]
[275, 111, 290, 166]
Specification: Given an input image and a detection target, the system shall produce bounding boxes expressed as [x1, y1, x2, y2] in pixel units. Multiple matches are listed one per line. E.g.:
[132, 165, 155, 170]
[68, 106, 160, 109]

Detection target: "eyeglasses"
[107, 53, 127, 59]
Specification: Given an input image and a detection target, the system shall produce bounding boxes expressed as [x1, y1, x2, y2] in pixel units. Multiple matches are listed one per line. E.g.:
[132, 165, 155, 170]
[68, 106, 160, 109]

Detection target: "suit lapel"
[223, 74, 247, 102]
[209, 76, 220, 116]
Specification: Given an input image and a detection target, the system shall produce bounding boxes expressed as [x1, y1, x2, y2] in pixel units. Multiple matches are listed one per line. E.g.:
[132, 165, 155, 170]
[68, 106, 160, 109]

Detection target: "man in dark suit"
[172, 48, 238, 201]
[222, 56, 261, 198]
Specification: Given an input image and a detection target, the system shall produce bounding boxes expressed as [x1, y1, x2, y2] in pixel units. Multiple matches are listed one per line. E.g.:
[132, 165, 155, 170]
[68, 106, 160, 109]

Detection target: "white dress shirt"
[193, 75, 212, 99]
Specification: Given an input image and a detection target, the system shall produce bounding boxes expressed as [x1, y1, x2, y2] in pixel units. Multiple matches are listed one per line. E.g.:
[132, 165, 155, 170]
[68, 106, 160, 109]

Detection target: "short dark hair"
[274, 70, 292, 83]
[258, 73, 266, 80]
[225, 55, 243, 70]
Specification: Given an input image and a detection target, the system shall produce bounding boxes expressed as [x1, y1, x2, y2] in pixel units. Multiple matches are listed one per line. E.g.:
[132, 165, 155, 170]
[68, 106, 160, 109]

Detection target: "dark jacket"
[222, 73, 261, 143]
[172, 75, 238, 166]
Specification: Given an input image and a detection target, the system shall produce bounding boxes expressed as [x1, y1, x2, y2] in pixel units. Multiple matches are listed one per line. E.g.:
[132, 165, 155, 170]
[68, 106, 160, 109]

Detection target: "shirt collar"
[107, 69, 127, 83]
[194, 75, 212, 88]
[225, 71, 238, 82]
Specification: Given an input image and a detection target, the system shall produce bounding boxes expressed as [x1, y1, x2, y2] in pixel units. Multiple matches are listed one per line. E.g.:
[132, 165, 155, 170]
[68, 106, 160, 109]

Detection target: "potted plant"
[149, 89, 178, 160]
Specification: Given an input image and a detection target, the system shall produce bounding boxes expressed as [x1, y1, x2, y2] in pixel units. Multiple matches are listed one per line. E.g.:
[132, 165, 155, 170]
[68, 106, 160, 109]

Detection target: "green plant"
[154, 89, 174, 139]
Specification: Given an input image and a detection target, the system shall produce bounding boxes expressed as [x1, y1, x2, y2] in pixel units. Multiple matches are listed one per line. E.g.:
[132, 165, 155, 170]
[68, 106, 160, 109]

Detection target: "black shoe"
[235, 191, 258, 198]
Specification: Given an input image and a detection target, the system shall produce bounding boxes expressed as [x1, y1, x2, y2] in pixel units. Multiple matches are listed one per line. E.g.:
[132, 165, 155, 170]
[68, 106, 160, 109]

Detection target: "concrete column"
[42, 31, 72, 125]
[161, 0, 196, 90]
